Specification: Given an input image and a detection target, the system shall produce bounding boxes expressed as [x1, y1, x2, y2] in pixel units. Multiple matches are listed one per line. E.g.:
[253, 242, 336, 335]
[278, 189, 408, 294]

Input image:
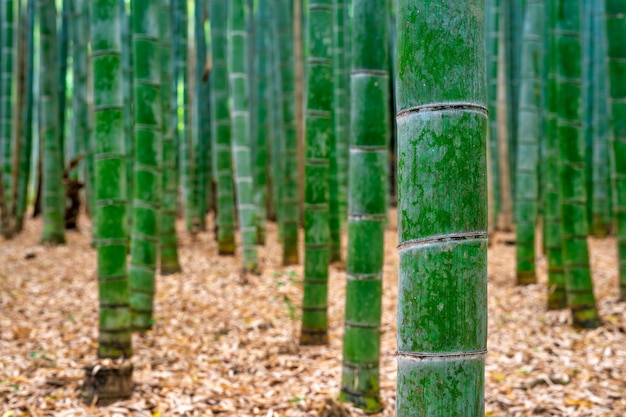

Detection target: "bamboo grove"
[0, 0, 624, 413]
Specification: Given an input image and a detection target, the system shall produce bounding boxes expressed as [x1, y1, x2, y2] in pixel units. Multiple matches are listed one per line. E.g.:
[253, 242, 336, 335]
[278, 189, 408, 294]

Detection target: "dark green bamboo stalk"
[128, 0, 161, 332]
[120, 0, 134, 232]
[544, 0, 567, 309]
[486, 0, 501, 229]
[300, 0, 332, 346]
[71, 0, 88, 183]
[395, 0, 487, 414]
[590, 0, 611, 237]
[39, 0, 66, 244]
[605, 0, 626, 301]
[159, 0, 181, 275]
[277, 0, 300, 265]
[253, 0, 270, 244]
[91, 0, 131, 358]
[58, 0, 70, 166]
[328, 0, 344, 262]
[14, 0, 35, 233]
[85, 0, 96, 223]
[209, 0, 236, 254]
[515, 0, 544, 285]
[339, 0, 388, 411]
[556, 0, 601, 327]
[582, 0, 595, 231]
[228, 0, 258, 272]
[338, 0, 350, 226]
[0, 0, 15, 234]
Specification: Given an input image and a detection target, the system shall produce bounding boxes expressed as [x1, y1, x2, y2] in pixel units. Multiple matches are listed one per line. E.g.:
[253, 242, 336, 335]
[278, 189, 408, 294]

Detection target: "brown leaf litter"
[0, 210, 625, 416]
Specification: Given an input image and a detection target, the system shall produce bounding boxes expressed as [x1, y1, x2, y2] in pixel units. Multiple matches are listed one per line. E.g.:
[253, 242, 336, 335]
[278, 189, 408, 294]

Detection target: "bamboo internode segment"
[90, 0, 131, 359]
[395, 0, 487, 415]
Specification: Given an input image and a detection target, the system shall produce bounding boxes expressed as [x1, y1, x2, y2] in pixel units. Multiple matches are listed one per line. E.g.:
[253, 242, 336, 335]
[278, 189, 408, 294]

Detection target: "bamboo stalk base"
[516, 271, 537, 285]
[80, 363, 133, 406]
[299, 330, 328, 346]
[339, 390, 382, 415]
[571, 306, 602, 329]
[160, 265, 182, 276]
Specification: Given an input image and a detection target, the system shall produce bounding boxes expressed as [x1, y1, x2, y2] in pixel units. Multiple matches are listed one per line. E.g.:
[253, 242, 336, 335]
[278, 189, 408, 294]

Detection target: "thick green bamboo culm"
[486, 0, 500, 229]
[128, 0, 161, 332]
[1, 0, 15, 236]
[277, 0, 300, 265]
[253, 0, 270, 245]
[555, 0, 601, 327]
[300, 0, 333, 346]
[395, 1, 487, 415]
[39, 0, 66, 244]
[544, 0, 567, 310]
[228, 0, 258, 272]
[159, 0, 181, 275]
[582, 0, 594, 231]
[91, 0, 132, 358]
[14, 0, 36, 233]
[515, 0, 544, 285]
[120, 0, 134, 232]
[339, 0, 389, 411]
[605, 0, 626, 301]
[209, 0, 236, 255]
[58, 0, 70, 166]
[328, 0, 344, 263]
[71, 0, 88, 190]
[338, 0, 351, 226]
[590, 0, 612, 237]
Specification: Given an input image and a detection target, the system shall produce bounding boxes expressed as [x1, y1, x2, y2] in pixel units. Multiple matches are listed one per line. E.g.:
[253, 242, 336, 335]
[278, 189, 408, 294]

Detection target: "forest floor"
[1, 210, 625, 417]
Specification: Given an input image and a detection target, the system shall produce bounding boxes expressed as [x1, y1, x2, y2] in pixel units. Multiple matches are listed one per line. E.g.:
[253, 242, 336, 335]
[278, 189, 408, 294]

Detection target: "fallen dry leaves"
[0, 211, 625, 416]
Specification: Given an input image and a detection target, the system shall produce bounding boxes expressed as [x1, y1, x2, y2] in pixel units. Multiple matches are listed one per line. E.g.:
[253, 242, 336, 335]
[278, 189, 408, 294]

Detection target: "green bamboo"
[395, 0, 487, 414]
[39, 0, 66, 244]
[158, 0, 181, 275]
[606, 0, 626, 300]
[0, 0, 15, 234]
[14, 0, 35, 233]
[339, 0, 388, 411]
[120, 0, 134, 232]
[209, 0, 236, 254]
[58, 0, 70, 166]
[328, 0, 344, 262]
[544, 0, 567, 309]
[515, 0, 544, 285]
[556, 0, 601, 327]
[338, 0, 350, 226]
[253, 0, 270, 244]
[128, 0, 161, 332]
[486, 0, 501, 229]
[582, 0, 594, 231]
[85, 0, 96, 223]
[91, 0, 132, 358]
[277, 0, 300, 265]
[590, 0, 611, 237]
[71, 0, 88, 185]
[228, 0, 258, 272]
[300, 0, 332, 346]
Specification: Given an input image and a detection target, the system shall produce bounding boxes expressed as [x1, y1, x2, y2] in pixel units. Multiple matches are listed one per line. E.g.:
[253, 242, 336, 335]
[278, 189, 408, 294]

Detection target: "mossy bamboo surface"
[328, 0, 344, 262]
[555, 0, 601, 327]
[15, 0, 35, 232]
[515, 0, 544, 285]
[39, 0, 66, 244]
[590, 0, 611, 237]
[277, 0, 300, 265]
[253, 0, 270, 244]
[129, 0, 161, 332]
[159, 0, 181, 275]
[209, 0, 236, 255]
[91, 0, 132, 358]
[338, 0, 389, 411]
[57, 0, 70, 166]
[1, 0, 15, 230]
[228, 0, 258, 272]
[544, 0, 566, 310]
[606, 0, 626, 300]
[395, 0, 487, 414]
[300, 0, 333, 346]
[486, 0, 501, 228]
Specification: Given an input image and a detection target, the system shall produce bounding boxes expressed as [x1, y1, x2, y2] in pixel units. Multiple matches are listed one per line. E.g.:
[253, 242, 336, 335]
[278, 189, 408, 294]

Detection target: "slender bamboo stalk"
[228, 0, 258, 272]
[0, 0, 15, 234]
[209, 0, 236, 254]
[58, 0, 70, 166]
[91, 0, 131, 358]
[486, 0, 501, 230]
[277, 0, 300, 265]
[71, 0, 88, 188]
[338, 0, 350, 226]
[39, 0, 66, 244]
[544, 0, 567, 309]
[582, 0, 594, 230]
[159, 0, 181, 275]
[605, 0, 626, 300]
[300, 0, 333, 346]
[395, 0, 487, 414]
[515, 0, 544, 285]
[590, 0, 611, 237]
[556, 0, 601, 327]
[120, 0, 134, 233]
[339, 0, 389, 411]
